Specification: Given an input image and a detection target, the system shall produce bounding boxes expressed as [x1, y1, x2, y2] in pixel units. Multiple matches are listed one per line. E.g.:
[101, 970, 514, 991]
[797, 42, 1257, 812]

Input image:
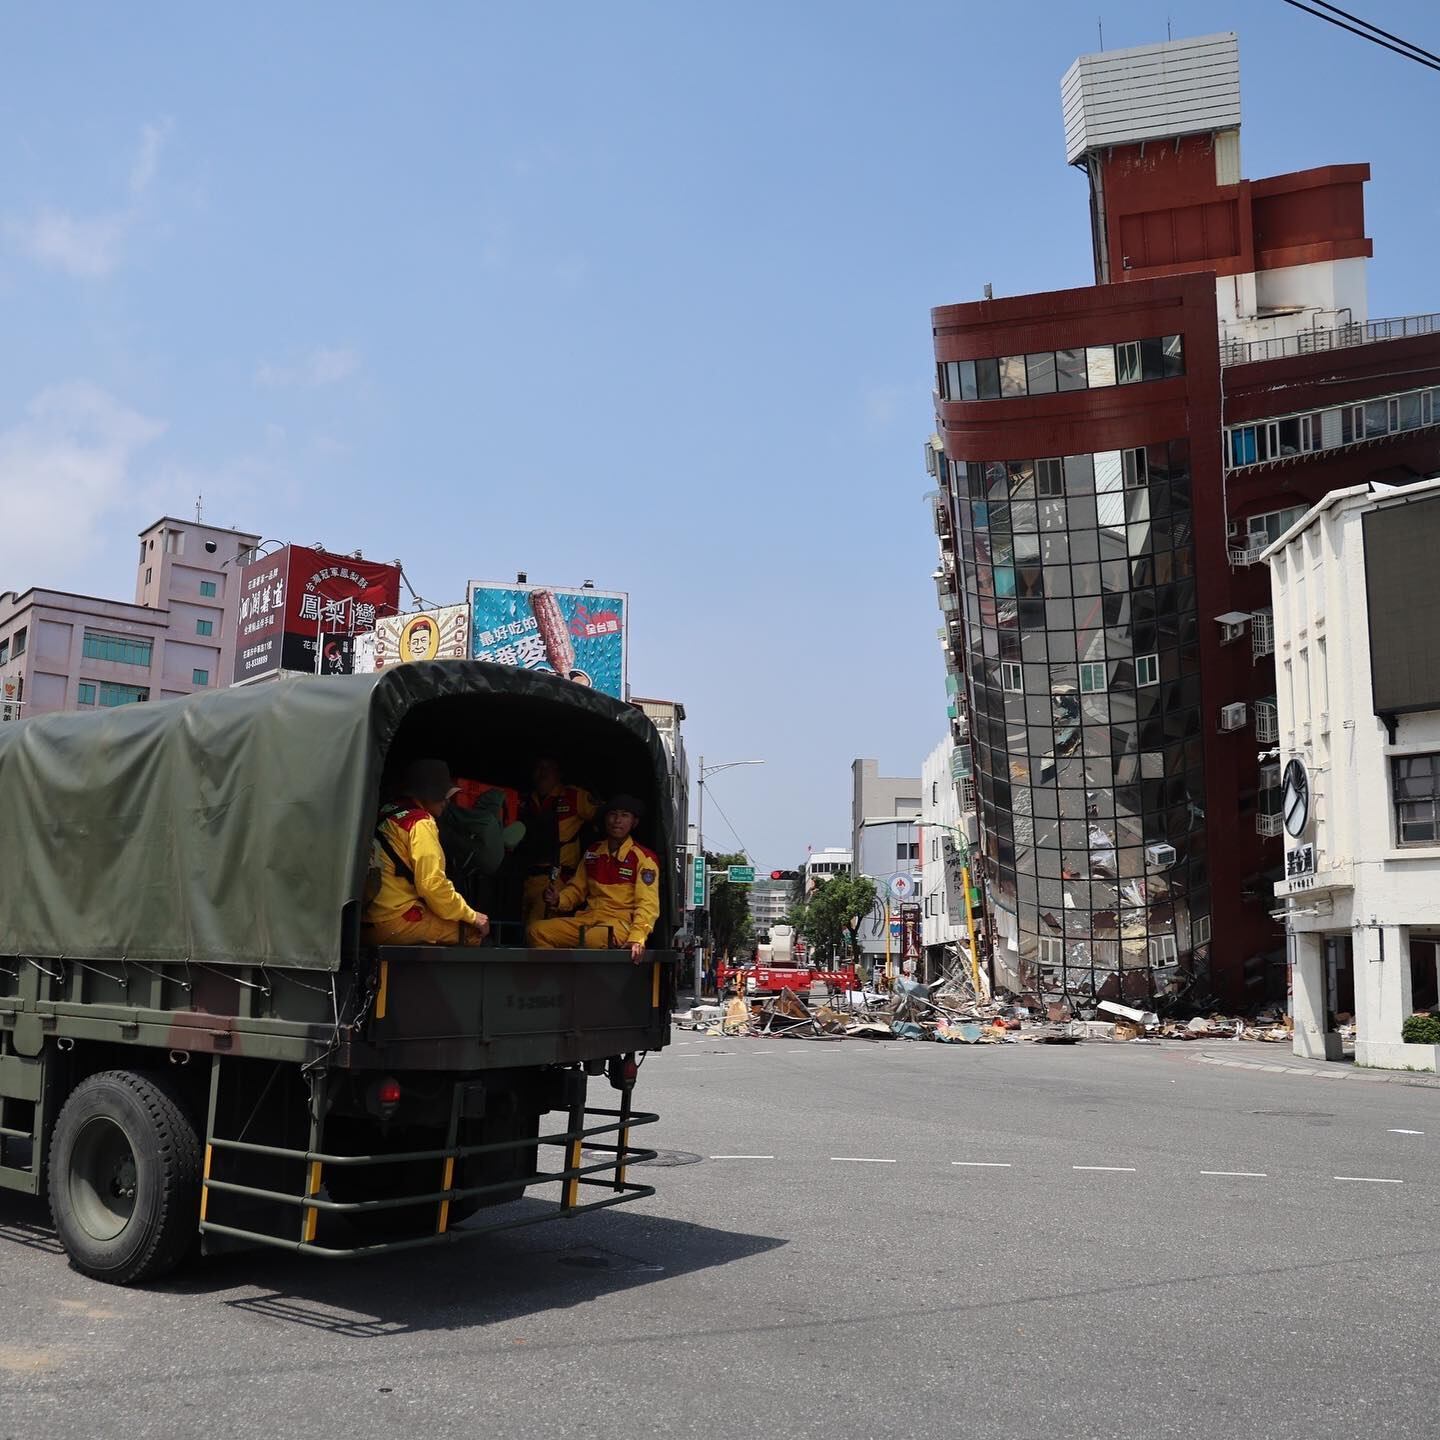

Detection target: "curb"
[1192, 1049, 1440, 1089]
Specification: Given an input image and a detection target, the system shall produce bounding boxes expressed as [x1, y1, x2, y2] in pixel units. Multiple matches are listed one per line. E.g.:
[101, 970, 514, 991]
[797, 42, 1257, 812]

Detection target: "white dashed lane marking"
[1072, 1165, 1137, 1172]
[1388, 1129, 1424, 1136]
[1199, 1171, 1268, 1178]
[830, 1156, 896, 1164]
[1334, 1175, 1403, 1184]
[952, 1161, 1012, 1168]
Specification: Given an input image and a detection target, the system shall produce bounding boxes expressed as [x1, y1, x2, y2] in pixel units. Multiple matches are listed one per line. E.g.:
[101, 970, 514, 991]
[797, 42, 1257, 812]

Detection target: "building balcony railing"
[1255, 698, 1280, 744]
[1228, 541, 1267, 568]
[1221, 311, 1440, 367]
[1252, 610, 1274, 660]
[1256, 811, 1284, 837]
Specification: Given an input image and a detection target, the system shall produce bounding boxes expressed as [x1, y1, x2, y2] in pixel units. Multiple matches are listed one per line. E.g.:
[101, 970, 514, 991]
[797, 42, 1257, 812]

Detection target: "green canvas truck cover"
[0, 661, 673, 970]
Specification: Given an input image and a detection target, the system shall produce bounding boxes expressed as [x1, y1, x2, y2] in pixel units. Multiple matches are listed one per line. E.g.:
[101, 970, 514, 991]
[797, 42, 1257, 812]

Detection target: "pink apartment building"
[0, 517, 260, 720]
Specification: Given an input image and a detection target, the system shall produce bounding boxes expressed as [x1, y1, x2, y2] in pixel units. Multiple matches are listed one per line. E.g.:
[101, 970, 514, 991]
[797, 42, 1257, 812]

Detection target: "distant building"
[921, 735, 971, 977]
[804, 847, 852, 894]
[1267, 477, 1440, 1072]
[851, 759, 921, 864]
[0, 516, 259, 719]
[746, 878, 792, 937]
[630, 696, 690, 900]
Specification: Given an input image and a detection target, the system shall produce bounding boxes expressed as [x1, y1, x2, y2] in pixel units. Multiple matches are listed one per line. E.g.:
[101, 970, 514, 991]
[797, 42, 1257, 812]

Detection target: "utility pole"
[692, 756, 764, 1002]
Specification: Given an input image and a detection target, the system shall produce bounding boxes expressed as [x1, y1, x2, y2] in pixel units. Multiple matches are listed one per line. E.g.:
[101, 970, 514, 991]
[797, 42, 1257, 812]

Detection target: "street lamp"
[693, 755, 764, 1001]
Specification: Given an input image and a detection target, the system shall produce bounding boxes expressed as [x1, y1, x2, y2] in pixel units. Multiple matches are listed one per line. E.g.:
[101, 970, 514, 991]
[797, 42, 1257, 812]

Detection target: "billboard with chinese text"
[467, 582, 627, 698]
[231, 544, 402, 685]
[374, 605, 470, 670]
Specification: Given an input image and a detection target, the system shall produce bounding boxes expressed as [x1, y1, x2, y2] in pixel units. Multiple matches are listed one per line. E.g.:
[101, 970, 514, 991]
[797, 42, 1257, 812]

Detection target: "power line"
[702, 785, 753, 864]
[1281, 0, 1440, 73]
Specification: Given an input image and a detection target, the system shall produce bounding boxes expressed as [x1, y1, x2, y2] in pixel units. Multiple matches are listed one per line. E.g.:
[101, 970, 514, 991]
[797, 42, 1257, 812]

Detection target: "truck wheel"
[48, 1070, 202, 1285]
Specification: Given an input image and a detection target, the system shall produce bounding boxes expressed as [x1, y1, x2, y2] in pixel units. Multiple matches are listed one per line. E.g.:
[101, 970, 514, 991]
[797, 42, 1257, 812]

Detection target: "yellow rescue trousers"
[527, 912, 629, 949]
[363, 907, 484, 946]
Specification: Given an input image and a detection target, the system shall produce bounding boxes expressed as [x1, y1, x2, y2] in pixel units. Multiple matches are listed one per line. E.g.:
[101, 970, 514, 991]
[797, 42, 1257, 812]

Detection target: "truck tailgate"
[346, 948, 675, 1069]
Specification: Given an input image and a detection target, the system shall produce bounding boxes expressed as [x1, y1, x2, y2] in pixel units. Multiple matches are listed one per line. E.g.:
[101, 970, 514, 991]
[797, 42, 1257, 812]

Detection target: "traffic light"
[770, 869, 800, 881]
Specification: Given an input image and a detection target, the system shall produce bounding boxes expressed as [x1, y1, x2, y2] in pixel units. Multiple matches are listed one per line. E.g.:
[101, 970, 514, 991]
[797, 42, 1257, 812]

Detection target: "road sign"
[727, 865, 756, 885]
[888, 873, 914, 901]
[691, 854, 706, 908]
[1282, 757, 1310, 838]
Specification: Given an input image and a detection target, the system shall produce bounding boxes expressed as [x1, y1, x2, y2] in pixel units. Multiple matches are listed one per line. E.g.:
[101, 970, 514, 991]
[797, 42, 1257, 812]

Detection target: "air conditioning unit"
[1146, 843, 1177, 868]
[1219, 702, 1248, 732]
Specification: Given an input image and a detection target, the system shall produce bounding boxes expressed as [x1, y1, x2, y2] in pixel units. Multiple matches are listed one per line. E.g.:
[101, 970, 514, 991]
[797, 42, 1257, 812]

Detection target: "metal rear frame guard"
[197, 1061, 659, 1258]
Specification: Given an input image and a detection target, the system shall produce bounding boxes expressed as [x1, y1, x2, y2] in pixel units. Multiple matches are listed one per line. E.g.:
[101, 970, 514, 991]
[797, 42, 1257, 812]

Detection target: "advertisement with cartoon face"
[373, 605, 469, 670]
[467, 582, 628, 698]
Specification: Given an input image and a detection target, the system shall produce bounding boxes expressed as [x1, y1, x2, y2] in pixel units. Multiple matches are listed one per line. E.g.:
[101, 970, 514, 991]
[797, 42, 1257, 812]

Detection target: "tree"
[705, 850, 752, 961]
[799, 875, 877, 965]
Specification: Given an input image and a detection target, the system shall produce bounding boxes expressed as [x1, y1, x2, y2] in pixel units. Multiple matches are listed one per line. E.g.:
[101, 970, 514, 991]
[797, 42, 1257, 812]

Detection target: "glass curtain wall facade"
[951, 437, 1210, 1001]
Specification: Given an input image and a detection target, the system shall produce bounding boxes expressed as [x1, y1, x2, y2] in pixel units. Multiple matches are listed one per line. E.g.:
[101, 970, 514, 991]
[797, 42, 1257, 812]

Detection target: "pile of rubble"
[672, 987, 1298, 1047]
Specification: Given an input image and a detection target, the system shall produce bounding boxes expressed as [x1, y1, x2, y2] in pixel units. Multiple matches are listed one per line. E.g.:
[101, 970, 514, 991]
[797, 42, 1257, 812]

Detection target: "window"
[897, 842, 919, 862]
[1055, 348, 1087, 391]
[1039, 935, 1064, 966]
[999, 355, 1027, 397]
[1036, 458, 1064, 497]
[164, 529, 184, 556]
[932, 782, 939, 804]
[1122, 447, 1147, 488]
[0, 640, 7, 666]
[98, 683, 149, 708]
[974, 358, 1001, 400]
[11, 627, 26, 657]
[1116, 341, 1142, 384]
[83, 631, 153, 667]
[1247, 506, 1306, 547]
[192, 669, 210, 687]
[145, 567, 153, 586]
[1135, 653, 1160, 687]
[78, 683, 96, 705]
[1086, 345, 1117, 387]
[1025, 352, 1057, 395]
[200, 580, 217, 598]
[1079, 662, 1108, 694]
[196, 619, 214, 637]
[1192, 914, 1211, 948]
[1393, 753, 1440, 845]
[1149, 934, 1178, 965]
[1162, 334, 1185, 377]
[1001, 661, 1023, 693]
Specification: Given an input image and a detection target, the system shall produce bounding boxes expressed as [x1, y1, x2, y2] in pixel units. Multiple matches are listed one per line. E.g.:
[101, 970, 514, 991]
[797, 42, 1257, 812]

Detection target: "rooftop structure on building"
[926, 32, 1440, 1007]
[0, 517, 260, 721]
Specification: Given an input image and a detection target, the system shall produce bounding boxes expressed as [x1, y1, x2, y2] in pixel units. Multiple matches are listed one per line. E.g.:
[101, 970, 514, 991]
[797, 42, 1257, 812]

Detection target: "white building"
[1266, 477, 1440, 1072]
[747, 878, 792, 936]
[804, 847, 852, 894]
[920, 735, 971, 973]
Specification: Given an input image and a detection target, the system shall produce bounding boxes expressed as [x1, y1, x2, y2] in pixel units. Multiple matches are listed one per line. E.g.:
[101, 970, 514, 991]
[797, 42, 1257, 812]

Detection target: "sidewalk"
[1190, 1045, 1440, 1088]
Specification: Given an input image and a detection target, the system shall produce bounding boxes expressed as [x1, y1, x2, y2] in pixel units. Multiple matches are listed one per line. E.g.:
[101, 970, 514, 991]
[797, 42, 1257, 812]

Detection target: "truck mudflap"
[197, 1072, 658, 1258]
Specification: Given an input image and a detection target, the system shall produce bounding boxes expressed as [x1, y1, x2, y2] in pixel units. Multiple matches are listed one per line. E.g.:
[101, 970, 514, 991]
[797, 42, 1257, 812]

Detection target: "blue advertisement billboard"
[467, 581, 628, 699]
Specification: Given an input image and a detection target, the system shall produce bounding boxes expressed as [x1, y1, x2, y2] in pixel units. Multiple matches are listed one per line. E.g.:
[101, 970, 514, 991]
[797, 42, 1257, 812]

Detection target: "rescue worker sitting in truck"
[518, 756, 600, 926]
[525, 794, 659, 961]
[362, 758, 491, 946]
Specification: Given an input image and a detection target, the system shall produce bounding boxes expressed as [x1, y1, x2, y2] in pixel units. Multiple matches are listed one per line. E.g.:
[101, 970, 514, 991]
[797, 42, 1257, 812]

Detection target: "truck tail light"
[608, 1054, 638, 1091]
[376, 1077, 402, 1113]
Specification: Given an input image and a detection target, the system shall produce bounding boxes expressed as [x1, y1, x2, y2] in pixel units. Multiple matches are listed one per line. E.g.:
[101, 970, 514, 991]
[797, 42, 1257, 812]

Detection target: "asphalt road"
[0, 1037, 1436, 1439]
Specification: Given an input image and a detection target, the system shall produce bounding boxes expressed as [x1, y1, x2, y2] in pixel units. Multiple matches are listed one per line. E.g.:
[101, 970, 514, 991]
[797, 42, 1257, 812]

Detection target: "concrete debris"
[670, 986, 1301, 1049]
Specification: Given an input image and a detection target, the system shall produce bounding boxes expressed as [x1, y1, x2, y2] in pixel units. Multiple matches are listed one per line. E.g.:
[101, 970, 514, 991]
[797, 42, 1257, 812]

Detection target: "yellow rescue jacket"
[555, 835, 661, 945]
[365, 803, 481, 928]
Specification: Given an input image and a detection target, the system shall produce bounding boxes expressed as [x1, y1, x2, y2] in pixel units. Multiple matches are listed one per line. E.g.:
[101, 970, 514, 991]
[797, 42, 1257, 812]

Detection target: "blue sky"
[2, 1, 1437, 866]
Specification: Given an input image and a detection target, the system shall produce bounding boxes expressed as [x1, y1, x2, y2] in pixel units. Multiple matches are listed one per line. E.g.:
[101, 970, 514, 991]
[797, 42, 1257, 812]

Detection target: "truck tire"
[48, 1070, 202, 1285]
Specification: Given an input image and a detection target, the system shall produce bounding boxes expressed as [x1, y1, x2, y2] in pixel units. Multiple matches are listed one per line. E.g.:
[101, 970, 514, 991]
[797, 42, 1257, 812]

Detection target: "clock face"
[1282, 758, 1310, 839]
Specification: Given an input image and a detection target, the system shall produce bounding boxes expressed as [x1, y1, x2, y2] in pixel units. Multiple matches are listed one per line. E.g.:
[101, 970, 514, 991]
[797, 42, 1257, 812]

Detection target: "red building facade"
[930, 34, 1440, 1004]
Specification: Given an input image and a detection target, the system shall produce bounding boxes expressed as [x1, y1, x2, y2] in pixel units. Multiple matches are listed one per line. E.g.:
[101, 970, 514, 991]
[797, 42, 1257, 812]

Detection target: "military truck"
[0, 661, 675, 1284]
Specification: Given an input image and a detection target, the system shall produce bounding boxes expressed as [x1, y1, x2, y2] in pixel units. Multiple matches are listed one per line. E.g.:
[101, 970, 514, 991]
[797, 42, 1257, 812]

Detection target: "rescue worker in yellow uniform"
[520, 756, 600, 926]
[362, 759, 490, 945]
[525, 794, 659, 961]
